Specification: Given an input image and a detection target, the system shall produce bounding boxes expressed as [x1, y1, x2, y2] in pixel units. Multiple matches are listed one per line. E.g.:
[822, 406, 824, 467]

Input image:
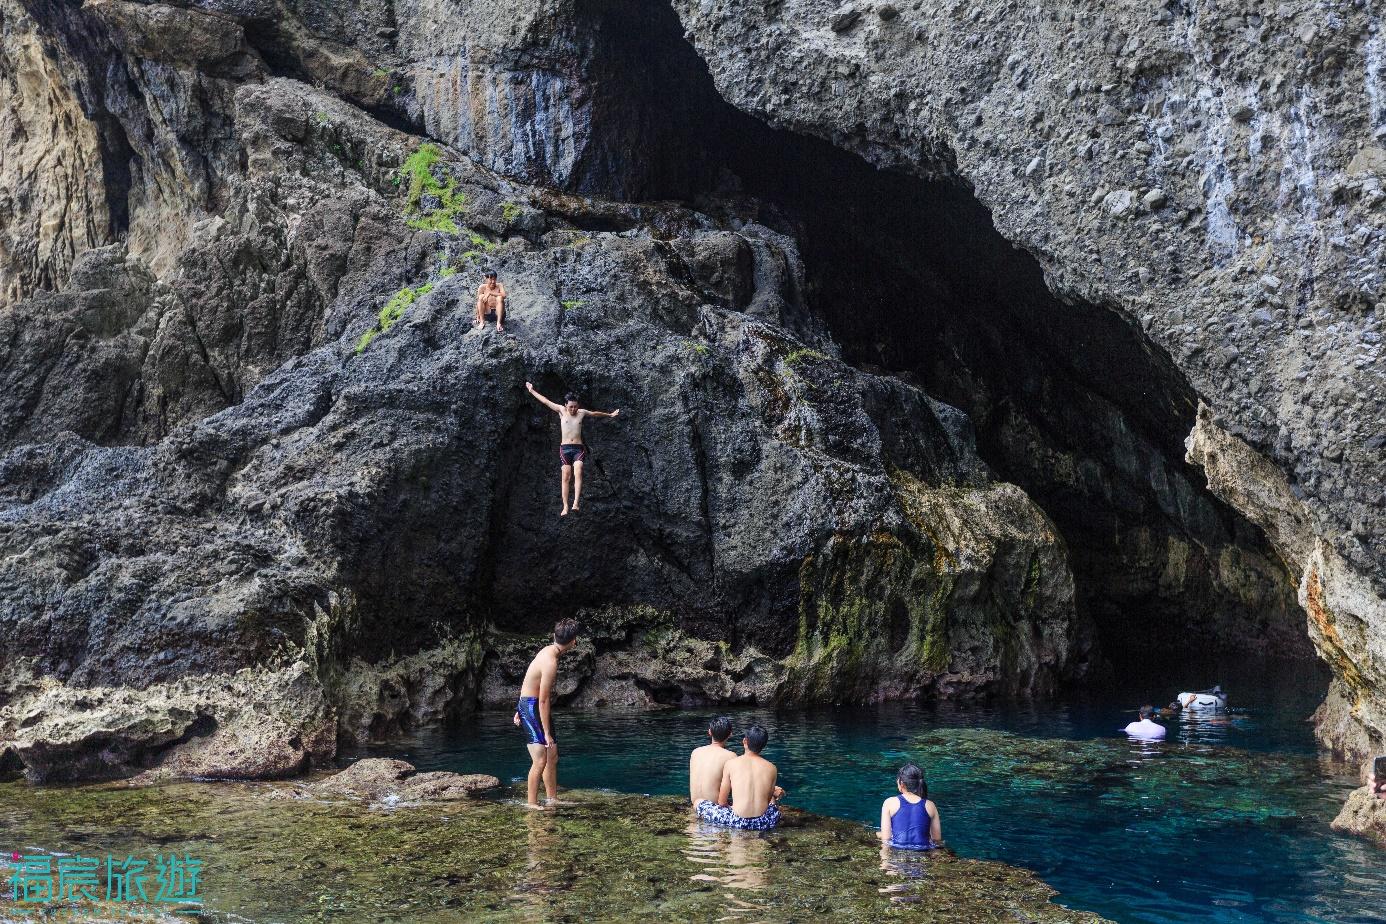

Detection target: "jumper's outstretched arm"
[583, 408, 621, 419]
[525, 382, 563, 412]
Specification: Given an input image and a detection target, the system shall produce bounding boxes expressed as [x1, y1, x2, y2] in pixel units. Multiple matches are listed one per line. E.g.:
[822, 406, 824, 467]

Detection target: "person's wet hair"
[484, 269, 497, 278]
[564, 392, 579, 404]
[744, 724, 768, 753]
[553, 618, 580, 645]
[897, 762, 926, 798]
[1139, 705, 1154, 720]
[708, 716, 733, 742]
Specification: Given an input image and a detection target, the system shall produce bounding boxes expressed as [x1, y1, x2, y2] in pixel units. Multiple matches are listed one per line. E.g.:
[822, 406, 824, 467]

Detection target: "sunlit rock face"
[671, 0, 1384, 770]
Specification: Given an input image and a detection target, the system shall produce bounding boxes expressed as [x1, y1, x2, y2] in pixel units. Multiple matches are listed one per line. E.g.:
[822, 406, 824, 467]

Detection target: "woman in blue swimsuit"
[878, 763, 941, 850]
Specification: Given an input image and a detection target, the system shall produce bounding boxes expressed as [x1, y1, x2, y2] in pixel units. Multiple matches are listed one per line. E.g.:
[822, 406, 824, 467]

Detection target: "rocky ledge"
[0, 778, 1108, 922]
[1332, 786, 1386, 848]
[305, 757, 499, 802]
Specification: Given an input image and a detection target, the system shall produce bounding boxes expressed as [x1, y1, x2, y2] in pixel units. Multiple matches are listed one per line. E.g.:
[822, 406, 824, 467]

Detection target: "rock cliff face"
[0, 0, 1091, 780]
[0, 0, 1369, 791]
[673, 0, 1385, 774]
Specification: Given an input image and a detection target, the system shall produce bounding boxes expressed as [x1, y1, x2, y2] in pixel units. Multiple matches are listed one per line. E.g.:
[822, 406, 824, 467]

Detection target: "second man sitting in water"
[695, 724, 783, 830]
[525, 382, 620, 516]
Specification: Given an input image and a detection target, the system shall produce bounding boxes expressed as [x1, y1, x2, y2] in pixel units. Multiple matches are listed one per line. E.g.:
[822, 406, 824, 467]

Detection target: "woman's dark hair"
[708, 716, 733, 742]
[553, 618, 580, 645]
[897, 762, 926, 797]
[564, 392, 579, 404]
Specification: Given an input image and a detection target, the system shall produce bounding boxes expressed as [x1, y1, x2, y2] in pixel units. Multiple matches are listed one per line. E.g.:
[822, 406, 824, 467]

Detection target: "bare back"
[558, 408, 587, 445]
[689, 744, 736, 803]
[722, 753, 778, 818]
[519, 645, 558, 699]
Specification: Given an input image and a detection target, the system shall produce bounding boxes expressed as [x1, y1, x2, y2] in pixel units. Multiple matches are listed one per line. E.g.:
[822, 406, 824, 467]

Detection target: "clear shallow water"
[363, 658, 1386, 924]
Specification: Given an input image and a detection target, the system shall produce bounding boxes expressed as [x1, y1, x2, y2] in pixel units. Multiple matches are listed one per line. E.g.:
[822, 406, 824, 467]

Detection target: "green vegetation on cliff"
[400, 144, 467, 234]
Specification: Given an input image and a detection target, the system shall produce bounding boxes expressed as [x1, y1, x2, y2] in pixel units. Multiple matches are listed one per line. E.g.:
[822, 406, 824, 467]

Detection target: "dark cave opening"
[571, 0, 1314, 679]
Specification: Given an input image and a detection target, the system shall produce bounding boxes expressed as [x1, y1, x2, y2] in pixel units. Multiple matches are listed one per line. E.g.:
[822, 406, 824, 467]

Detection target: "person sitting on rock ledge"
[525, 382, 620, 516]
[475, 269, 507, 332]
[696, 724, 781, 830]
[513, 618, 580, 808]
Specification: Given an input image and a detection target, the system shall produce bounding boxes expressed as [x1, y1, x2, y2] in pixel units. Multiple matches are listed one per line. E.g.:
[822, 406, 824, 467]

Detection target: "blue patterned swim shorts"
[695, 799, 780, 830]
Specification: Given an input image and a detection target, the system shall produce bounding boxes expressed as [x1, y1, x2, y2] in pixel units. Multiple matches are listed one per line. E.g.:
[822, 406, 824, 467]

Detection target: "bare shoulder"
[882, 795, 898, 810]
[926, 799, 938, 814]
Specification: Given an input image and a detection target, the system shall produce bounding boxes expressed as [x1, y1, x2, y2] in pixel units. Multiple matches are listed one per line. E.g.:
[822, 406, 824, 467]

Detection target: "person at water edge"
[475, 269, 507, 331]
[1123, 705, 1167, 740]
[689, 716, 738, 804]
[878, 762, 941, 850]
[524, 382, 620, 516]
[513, 618, 580, 807]
[696, 724, 781, 830]
[1371, 766, 1385, 799]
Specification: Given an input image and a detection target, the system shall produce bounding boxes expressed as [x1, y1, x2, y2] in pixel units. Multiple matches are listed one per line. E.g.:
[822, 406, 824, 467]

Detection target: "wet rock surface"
[0, 779, 1107, 922]
[1332, 785, 1386, 848]
[309, 757, 500, 801]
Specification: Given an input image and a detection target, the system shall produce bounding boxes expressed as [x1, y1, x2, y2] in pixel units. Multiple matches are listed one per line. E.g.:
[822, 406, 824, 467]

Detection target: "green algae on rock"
[0, 780, 1105, 923]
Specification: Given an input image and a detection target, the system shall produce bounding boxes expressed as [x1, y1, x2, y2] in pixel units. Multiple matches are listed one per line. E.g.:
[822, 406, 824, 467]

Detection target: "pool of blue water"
[363, 657, 1385, 924]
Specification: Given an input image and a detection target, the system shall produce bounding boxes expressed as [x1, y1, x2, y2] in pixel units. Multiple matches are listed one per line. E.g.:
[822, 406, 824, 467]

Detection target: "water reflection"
[878, 843, 932, 903]
[1172, 709, 1246, 748]
[682, 815, 773, 919]
[509, 806, 563, 915]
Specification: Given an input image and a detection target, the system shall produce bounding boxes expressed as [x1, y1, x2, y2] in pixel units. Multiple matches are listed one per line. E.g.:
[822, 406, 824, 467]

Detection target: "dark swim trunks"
[695, 799, 780, 830]
[558, 444, 587, 467]
[517, 696, 546, 745]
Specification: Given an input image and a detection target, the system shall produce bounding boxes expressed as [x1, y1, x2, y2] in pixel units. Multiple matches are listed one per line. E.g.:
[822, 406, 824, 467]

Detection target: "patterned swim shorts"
[695, 799, 780, 830]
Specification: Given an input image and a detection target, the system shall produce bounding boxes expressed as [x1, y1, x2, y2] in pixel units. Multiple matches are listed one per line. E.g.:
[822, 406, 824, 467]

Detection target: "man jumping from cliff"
[513, 618, 580, 808]
[525, 382, 620, 516]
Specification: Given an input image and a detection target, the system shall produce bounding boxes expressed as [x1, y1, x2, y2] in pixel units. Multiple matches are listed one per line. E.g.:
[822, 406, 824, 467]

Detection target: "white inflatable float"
[1177, 688, 1228, 711]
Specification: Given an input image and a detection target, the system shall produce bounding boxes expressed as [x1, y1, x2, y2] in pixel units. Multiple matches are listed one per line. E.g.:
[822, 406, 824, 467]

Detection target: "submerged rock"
[0, 778, 1108, 922]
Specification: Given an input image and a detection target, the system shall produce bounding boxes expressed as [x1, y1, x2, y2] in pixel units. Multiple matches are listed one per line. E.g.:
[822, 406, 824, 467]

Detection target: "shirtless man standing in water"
[524, 382, 620, 516]
[513, 618, 580, 807]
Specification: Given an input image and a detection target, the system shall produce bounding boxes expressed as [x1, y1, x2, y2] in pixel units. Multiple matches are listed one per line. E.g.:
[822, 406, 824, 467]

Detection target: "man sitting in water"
[1123, 705, 1167, 740]
[696, 724, 781, 830]
[513, 618, 580, 808]
[689, 716, 738, 804]
[524, 382, 620, 516]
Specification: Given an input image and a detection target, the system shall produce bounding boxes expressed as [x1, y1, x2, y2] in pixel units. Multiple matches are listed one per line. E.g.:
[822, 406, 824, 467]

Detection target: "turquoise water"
[364, 658, 1385, 924]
